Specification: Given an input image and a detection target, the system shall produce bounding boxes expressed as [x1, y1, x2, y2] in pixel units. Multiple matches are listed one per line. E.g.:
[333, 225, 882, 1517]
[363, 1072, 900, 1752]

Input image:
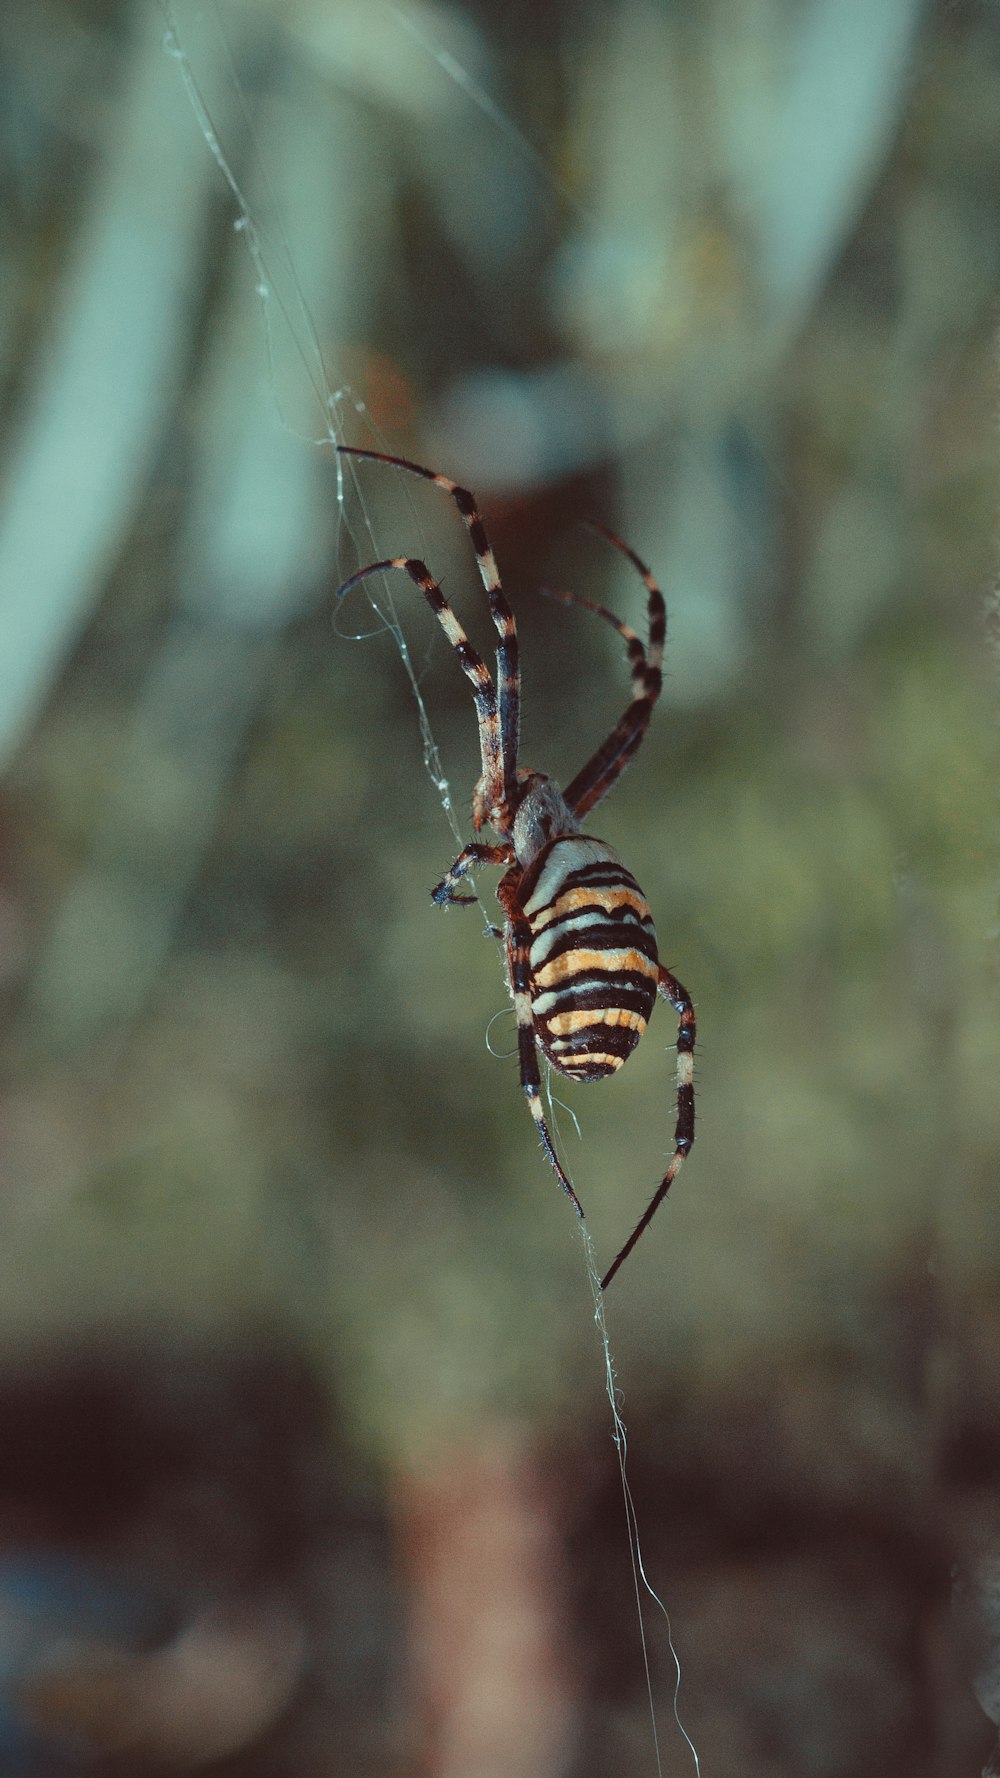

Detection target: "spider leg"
[432, 842, 515, 907]
[566, 715, 651, 819]
[555, 524, 666, 823]
[337, 556, 506, 828]
[538, 583, 649, 696]
[338, 446, 520, 822]
[502, 896, 585, 1221]
[599, 963, 695, 1292]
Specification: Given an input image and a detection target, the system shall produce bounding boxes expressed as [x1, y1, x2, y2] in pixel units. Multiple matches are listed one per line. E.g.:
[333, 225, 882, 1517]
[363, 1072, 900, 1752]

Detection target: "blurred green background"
[0, 1, 997, 1773]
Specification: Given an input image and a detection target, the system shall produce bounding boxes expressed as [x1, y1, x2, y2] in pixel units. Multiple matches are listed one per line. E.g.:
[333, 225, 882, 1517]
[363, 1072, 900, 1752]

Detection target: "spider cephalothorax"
[337, 446, 695, 1290]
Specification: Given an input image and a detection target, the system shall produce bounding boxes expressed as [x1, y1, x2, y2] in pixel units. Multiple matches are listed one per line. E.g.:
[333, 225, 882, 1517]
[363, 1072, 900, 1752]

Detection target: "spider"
[337, 445, 695, 1290]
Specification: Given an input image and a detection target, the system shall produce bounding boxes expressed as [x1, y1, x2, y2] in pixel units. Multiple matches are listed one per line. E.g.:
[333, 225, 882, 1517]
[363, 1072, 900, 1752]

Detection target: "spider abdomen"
[520, 837, 659, 1081]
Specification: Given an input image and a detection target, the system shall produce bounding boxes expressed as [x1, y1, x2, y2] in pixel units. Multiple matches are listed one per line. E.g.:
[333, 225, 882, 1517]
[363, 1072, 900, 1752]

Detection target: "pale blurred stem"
[0, 3, 222, 766]
[392, 1434, 580, 1778]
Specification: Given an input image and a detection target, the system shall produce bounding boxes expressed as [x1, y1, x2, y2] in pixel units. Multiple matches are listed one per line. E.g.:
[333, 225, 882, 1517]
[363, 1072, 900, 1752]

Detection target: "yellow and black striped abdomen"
[521, 837, 659, 1081]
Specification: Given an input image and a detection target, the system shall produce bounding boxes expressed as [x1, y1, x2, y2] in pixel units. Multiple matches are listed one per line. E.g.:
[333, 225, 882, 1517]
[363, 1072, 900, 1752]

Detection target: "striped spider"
[337, 447, 695, 1290]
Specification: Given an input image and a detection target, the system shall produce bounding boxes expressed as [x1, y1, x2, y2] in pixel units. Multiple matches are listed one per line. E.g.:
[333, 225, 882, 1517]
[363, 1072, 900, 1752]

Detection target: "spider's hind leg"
[499, 886, 585, 1222]
[599, 964, 695, 1290]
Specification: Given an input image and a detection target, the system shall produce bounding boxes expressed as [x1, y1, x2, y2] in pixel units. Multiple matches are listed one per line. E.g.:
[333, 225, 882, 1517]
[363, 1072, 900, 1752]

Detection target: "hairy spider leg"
[538, 587, 648, 697]
[432, 842, 515, 907]
[498, 872, 586, 1222]
[338, 446, 519, 822]
[599, 964, 695, 1291]
[337, 555, 509, 833]
[554, 525, 666, 821]
[582, 520, 666, 683]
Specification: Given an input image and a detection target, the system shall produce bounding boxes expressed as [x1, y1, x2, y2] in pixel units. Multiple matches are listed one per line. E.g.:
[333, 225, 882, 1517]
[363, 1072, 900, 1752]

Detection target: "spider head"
[511, 772, 579, 867]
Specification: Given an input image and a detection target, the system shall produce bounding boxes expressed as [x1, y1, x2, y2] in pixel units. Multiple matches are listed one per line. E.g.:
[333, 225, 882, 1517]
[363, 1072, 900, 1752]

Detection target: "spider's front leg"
[432, 842, 514, 907]
[471, 776, 490, 833]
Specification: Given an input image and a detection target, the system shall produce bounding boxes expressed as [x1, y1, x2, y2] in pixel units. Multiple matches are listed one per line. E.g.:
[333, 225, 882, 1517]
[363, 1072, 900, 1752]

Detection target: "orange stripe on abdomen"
[522, 836, 659, 1080]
